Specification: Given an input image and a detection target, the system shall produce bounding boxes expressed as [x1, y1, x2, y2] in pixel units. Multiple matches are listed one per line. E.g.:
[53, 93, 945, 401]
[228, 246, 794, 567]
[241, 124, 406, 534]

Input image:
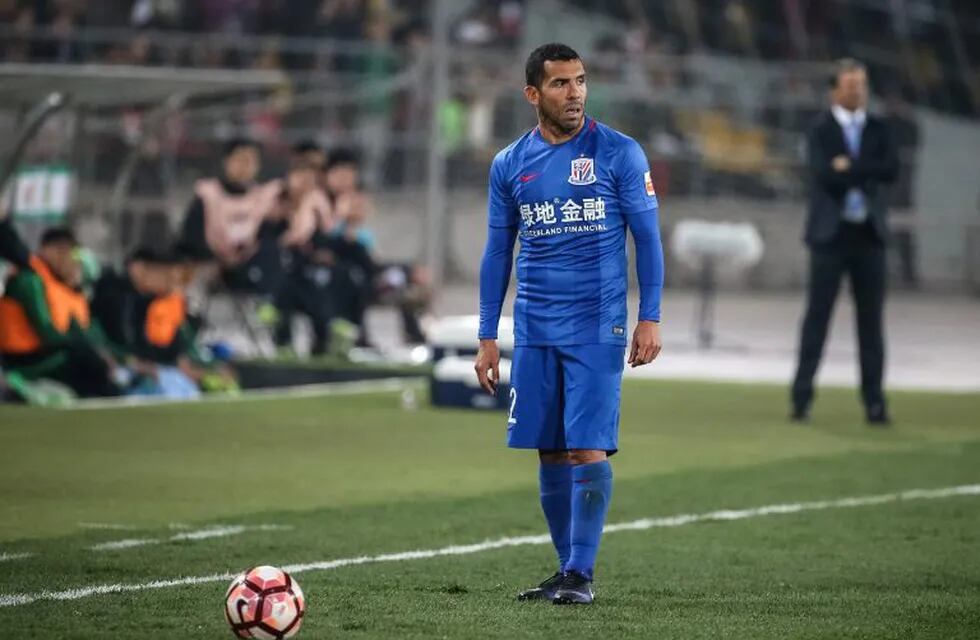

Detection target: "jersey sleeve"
[487, 153, 518, 229]
[478, 224, 517, 339]
[616, 138, 659, 215]
[624, 209, 664, 322]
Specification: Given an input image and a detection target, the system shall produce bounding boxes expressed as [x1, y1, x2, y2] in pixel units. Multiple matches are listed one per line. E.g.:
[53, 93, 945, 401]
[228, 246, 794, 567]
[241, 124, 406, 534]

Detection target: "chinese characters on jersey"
[519, 197, 606, 227]
[518, 197, 608, 238]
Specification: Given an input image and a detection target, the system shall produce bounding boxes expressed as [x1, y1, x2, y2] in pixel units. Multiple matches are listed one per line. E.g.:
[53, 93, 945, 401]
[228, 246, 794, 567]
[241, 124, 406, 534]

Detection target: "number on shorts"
[507, 386, 517, 424]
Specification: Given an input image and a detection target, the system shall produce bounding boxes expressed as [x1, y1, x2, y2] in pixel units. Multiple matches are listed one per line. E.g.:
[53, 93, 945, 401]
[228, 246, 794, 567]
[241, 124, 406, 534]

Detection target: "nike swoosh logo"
[519, 173, 539, 183]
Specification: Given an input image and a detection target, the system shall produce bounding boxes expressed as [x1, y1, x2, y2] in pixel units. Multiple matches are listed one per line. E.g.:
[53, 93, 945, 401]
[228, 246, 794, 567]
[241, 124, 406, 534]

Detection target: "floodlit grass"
[0, 380, 977, 638]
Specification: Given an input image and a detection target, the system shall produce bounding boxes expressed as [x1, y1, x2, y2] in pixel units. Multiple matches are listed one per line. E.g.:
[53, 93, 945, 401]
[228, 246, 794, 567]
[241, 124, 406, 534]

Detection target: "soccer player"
[475, 43, 664, 605]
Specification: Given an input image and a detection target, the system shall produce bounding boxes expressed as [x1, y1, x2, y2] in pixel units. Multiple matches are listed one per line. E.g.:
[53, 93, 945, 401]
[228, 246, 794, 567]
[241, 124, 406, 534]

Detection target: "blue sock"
[565, 460, 613, 581]
[539, 462, 573, 572]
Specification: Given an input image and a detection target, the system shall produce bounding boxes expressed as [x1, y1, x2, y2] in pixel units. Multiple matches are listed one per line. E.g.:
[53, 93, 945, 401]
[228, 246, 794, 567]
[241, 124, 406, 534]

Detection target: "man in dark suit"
[792, 59, 899, 425]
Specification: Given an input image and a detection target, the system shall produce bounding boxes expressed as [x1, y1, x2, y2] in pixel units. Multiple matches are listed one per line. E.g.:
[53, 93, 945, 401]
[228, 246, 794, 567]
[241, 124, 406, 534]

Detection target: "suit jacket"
[804, 110, 899, 247]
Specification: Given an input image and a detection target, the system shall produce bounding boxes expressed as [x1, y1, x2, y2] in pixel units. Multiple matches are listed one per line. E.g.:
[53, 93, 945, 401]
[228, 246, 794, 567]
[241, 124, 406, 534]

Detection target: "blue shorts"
[506, 344, 625, 453]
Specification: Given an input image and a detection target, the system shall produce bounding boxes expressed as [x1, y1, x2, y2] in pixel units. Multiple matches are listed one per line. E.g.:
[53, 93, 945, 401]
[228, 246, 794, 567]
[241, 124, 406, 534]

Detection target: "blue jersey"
[485, 117, 660, 346]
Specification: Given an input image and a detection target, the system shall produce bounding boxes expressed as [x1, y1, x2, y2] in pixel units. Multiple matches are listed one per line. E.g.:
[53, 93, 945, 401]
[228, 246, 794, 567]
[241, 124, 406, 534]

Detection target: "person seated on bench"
[0, 227, 122, 399]
[90, 247, 238, 398]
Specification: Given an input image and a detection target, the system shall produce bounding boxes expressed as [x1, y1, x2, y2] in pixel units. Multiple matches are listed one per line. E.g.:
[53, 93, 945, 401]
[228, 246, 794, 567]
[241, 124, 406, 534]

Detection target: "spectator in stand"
[128, 0, 183, 29]
[317, 0, 367, 41]
[183, 0, 259, 35]
[0, 0, 31, 61]
[34, 0, 87, 63]
[0, 0, 22, 24]
[355, 14, 397, 187]
[178, 137, 284, 300]
[426, 1, 524, 49]
[316, 0, 368, 71]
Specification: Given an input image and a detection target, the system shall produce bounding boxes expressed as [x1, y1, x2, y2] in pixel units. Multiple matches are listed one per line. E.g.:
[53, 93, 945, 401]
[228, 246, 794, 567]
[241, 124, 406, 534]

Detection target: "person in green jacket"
[0, 227, 122, 399]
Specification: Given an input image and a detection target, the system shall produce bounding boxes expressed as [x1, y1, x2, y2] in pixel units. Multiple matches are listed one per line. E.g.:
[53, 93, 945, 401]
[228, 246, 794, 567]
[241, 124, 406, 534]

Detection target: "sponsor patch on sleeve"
[644, 170, 656, 196]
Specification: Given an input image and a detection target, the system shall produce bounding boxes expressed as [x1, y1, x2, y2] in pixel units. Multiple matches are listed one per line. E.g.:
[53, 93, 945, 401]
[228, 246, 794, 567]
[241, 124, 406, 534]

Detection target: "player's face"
[833, 69, 868, 111]
[526, 59, 587, 134]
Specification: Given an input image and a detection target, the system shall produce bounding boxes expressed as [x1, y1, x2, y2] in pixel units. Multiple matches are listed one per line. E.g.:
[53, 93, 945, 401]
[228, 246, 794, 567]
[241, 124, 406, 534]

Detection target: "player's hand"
[832, 155, 851, 172]
[474, 339, 501, 395]
[628, 320, 662, 368]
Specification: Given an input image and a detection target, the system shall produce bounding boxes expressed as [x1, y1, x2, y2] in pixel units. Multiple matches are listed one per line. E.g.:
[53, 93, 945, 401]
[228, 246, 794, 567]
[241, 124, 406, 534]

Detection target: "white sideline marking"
[68, 378, 422, 411]
[90, 525, 293, 552]
[171, 525, 291, 542]
[170, 526, 248, 542]
[3, 483, 978, 608]
[90, 538, 158, 552]
[0, 553, 33, 563]
[78, 522, 140, 531]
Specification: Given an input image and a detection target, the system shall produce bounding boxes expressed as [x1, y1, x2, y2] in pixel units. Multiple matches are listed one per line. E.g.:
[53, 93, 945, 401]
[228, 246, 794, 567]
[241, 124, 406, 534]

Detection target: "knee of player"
[567, 449, 607, 465]
[538, 450, 570, 465]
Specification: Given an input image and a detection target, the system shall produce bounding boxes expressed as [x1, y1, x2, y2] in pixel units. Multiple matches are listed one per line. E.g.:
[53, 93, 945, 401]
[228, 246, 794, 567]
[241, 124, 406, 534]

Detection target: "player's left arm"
[617, 139, 664, 367]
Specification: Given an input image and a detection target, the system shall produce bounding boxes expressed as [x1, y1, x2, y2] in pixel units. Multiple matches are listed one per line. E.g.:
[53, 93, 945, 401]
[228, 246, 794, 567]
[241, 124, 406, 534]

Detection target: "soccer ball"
[224, 566, 305, 639]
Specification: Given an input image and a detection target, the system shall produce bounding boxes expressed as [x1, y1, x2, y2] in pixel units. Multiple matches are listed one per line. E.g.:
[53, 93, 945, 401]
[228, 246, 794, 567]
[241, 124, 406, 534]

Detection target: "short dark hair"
[39, 227, 77, 247]
[222, 136, 260, 158]
[829, 58, 867, 88]
[127, 246, 176, 266]
[171, 240, 211, 263]
[292, 139, 323, 156]
[525, 43, 581, 88]
[326, 147, 360, 170]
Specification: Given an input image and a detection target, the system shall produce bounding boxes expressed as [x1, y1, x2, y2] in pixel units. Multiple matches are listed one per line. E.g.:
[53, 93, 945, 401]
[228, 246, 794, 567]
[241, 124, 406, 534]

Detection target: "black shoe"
[866, 404, 891, 427]
[517, 571, 564, 602]
[552, 571, 594, 605]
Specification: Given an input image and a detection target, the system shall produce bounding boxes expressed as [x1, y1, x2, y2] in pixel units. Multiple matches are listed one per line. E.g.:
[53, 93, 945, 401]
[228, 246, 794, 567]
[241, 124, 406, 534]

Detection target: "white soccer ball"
[224, 565, 305, 639]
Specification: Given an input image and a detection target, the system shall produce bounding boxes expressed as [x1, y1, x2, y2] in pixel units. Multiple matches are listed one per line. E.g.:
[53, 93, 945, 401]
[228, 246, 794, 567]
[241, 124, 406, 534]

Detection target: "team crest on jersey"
[568, 157, 597, 185]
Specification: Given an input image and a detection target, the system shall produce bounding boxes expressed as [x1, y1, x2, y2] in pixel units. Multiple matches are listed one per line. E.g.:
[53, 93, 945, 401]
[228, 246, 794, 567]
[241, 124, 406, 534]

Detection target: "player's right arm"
[475, 153, 518, 396]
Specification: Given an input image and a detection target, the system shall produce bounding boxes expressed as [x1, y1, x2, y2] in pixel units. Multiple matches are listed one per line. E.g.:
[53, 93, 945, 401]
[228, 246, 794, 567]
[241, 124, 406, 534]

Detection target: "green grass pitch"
[0, 380, 978, 638]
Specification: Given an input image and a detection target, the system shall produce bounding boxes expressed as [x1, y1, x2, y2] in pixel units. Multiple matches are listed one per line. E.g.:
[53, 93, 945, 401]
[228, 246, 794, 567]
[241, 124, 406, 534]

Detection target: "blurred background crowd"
[2, 0, 978, 118]
[1, 0, 979, 403]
